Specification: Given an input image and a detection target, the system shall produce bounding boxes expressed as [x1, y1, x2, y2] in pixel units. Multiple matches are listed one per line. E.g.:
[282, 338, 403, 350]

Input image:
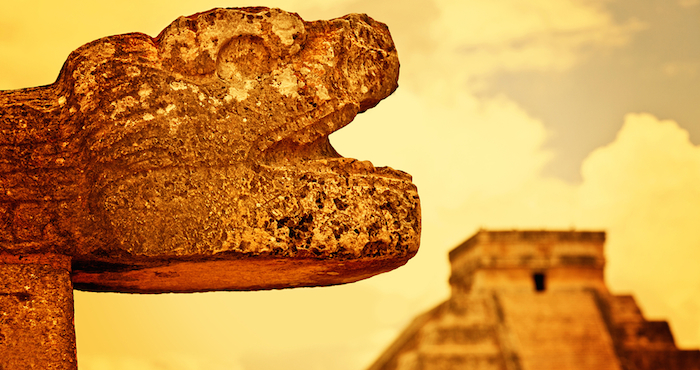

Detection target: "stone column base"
[0, 254, 76, 370]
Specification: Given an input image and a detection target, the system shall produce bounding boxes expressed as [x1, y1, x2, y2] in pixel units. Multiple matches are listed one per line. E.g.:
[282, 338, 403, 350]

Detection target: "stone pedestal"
[0, 255, 77, 370]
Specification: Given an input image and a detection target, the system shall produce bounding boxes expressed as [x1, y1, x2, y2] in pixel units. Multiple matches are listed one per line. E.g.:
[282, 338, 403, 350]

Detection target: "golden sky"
[1, 0, 699, 369]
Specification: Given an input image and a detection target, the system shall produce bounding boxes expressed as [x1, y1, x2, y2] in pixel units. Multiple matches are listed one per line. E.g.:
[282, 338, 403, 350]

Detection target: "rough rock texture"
[0, 7, 420, 292]
[0, 255, 77, 370]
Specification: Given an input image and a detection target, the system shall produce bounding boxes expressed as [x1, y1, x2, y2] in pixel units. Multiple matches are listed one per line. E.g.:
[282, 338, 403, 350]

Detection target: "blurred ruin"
[369, 229, 700, 370]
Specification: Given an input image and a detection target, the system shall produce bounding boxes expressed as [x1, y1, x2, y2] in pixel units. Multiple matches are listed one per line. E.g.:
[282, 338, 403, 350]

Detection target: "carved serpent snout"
[0, 8, 419, 292]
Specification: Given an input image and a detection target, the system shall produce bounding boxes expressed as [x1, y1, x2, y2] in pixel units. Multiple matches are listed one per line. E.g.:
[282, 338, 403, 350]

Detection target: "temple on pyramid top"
[368, 229, 700, 370]
[449, 230, 608, 295]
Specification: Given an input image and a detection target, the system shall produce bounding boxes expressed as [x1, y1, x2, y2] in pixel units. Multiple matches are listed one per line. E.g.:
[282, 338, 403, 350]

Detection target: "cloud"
[334, 89, 552, 209]
[407, 0, 646, 92]
[576, 113, 700, 347]
[434, 0, 632, 47]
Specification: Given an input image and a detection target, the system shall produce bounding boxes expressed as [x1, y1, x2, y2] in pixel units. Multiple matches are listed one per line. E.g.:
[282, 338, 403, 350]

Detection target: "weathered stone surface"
[0, 255, 76, 370]
[0, 8, 420, 292]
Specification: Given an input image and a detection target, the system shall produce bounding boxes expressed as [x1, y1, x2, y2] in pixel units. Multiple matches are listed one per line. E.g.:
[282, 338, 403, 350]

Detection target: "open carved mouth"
[257, 103, 411, 181]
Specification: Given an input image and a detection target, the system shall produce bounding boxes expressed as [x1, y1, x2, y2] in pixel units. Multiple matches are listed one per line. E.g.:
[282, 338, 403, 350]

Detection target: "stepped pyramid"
[368, 230, 700, 370]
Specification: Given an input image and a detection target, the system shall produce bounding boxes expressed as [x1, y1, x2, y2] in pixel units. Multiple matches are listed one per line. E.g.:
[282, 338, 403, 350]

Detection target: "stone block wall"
[368, 230, 700, 370]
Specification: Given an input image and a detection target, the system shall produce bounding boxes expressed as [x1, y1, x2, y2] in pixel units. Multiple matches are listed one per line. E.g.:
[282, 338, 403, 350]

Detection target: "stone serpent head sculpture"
[0, 7, 420, 292]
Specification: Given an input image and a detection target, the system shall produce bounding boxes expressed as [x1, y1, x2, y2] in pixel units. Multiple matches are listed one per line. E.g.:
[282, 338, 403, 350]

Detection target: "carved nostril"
[216, 35, 274, 82]
[344, 14, 394, 53]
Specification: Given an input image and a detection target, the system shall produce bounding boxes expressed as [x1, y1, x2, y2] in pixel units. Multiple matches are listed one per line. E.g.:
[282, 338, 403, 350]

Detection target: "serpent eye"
[216, 35, 274, 82]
